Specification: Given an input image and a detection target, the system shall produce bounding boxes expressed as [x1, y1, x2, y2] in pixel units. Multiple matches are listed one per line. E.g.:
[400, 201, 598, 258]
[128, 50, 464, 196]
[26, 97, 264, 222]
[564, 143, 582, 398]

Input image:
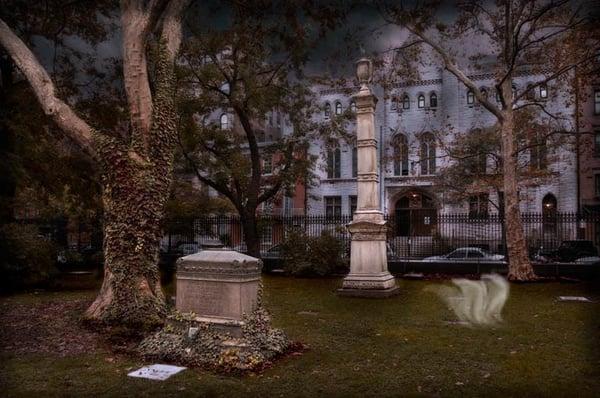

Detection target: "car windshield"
[478, 248, 491, 256]
[267, 245, 280, 253]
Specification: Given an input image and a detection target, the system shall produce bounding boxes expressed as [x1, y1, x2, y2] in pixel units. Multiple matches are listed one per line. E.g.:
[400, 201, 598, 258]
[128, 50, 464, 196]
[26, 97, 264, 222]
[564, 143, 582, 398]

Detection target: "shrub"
[280, 229, 312, 276]
[0, 223, 59, 292]
[280, 228, 347, 277]
[308, 230, 346, 276]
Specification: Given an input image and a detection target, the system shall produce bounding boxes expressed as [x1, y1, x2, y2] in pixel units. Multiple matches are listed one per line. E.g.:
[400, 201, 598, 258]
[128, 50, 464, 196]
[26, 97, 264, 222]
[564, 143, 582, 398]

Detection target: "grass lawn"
[1, 276, 599, 397]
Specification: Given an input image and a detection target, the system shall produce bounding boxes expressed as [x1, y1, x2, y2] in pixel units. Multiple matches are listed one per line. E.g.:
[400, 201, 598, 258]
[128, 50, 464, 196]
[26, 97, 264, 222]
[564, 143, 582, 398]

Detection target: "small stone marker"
[557, 296, 592, 302]
[175, 240, 262, 336]
[127, 364, 186, 381]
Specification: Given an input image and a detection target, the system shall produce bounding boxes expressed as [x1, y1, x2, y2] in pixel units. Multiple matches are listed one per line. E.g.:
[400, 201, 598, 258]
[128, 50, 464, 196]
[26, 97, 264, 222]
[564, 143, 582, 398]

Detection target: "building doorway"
[394, 192, 436, 236]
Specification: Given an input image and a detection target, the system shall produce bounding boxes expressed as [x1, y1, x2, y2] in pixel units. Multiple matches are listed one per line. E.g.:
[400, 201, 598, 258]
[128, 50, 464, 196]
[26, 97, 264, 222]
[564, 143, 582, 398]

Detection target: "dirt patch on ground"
[0, 294, 102, 357]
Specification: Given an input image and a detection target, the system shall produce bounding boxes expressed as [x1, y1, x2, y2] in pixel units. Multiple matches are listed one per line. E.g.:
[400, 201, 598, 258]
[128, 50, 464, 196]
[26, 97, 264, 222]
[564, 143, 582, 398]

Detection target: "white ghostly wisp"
[425, 274, 509, 326]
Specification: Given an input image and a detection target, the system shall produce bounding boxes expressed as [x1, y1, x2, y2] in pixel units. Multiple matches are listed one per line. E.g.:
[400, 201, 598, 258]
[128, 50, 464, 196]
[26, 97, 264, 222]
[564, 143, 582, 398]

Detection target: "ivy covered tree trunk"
[0, 1, 189, 328]
[85, 46, 178, 326]
[501, 106, 536, 282]
[241, 210, 261, 259]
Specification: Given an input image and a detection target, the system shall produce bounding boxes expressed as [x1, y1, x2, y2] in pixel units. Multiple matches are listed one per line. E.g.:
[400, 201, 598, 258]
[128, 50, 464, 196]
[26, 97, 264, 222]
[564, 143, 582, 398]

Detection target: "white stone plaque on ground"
[127, 364, 186, 381]
[557, 296, 592, 302]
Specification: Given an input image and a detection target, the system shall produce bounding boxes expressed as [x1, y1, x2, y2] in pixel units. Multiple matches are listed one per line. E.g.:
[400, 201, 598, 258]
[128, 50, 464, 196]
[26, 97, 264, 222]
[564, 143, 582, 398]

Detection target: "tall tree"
[176, 1, 351, 258]
[379, 0, 599, 281]
[0, 0, 189, 326]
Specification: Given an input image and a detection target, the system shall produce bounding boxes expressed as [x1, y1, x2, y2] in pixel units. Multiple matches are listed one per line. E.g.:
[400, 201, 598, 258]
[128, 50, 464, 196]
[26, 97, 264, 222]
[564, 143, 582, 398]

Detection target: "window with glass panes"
[263, 156, 272, 175]
[393, 134, 409, 176]
[420, 133, 436, 175]
[325, 196, 342, 217]
[469, 193, 489, 219]
[402, 95, 410, 109]
[327, 147, 341, 178]
[430, 92, 437, 107]
[467, 90, 475, 104]
[283, 195, 293, 216]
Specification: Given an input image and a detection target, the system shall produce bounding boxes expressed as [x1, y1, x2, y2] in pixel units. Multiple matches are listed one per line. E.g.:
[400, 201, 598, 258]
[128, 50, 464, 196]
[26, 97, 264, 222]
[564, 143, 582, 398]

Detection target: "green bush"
[280, 228, 347, 277]
[0, 223, 59, 292]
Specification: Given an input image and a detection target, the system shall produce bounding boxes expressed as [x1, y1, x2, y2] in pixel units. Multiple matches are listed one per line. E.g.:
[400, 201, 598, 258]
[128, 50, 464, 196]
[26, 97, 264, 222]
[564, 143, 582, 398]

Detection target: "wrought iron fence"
[161, 212, 600, 259]
[14, 211, 600, 260]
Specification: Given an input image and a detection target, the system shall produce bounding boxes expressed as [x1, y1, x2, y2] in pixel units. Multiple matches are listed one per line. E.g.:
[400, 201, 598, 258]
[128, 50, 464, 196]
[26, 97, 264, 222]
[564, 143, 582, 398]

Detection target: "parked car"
[536, 240, 599, 263]
[424, 247, 505, 262]
[574, 256, 600, 265]
[260, 244, 279, 267]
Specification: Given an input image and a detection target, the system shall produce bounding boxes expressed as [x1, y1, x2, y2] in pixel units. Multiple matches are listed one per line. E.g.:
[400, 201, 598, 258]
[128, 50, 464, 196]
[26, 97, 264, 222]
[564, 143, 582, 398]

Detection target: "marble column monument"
[337, 58, 399, 297]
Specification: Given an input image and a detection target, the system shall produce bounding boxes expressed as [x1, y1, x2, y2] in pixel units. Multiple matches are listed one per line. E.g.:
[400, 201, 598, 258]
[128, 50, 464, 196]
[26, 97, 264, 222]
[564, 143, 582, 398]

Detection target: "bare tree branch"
[0, 17, 95, 156]
[405, 25, 505, 122]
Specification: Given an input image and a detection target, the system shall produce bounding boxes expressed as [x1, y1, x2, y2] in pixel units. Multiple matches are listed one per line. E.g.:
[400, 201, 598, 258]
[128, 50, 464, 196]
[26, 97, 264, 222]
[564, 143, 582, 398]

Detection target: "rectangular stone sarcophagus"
[175, 244, 262, 329]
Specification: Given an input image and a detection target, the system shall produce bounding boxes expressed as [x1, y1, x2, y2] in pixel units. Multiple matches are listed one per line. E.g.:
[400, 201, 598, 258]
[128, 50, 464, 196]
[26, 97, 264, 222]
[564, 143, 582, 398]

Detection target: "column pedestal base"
[337, 271, 399, 297]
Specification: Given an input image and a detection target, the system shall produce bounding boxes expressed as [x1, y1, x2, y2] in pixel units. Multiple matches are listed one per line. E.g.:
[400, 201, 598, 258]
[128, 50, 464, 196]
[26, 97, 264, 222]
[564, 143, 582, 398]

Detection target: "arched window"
[420, 133, 436, 175]
[418, 94, 425, 108]
[467, 90, 475, 105]
[430, 92, 438, 108]
[391, 97, 398, 111]
[350, 101, 356, 113]
[327, 147, 341, 179]
[542, 194, 557, 232]
[352, 146, 358, 177]
[324, 102, 331, 118]
[402, 94, 410, 109]
[539, 85, 548, 99]
[335, 101, 342, 115]
[393, 134, 409, 176]
[262, 156, 273, 175]
[526, 83, 535, 100]
[220, 113, 229, 130]
[481, 87, 488, 100]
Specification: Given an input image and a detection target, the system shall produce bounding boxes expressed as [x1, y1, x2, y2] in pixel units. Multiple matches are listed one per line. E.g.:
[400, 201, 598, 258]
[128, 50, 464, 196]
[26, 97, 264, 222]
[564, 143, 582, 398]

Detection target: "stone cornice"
[391, 78, 442, 88]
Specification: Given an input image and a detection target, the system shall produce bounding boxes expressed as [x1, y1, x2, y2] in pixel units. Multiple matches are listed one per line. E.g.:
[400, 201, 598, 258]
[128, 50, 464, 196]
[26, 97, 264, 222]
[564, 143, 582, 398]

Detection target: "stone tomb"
[175, 244, 262, 335]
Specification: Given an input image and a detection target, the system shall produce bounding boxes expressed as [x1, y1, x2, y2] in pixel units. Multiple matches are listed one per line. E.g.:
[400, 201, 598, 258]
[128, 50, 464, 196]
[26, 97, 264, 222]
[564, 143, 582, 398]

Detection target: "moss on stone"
[139, 286, 291, 372]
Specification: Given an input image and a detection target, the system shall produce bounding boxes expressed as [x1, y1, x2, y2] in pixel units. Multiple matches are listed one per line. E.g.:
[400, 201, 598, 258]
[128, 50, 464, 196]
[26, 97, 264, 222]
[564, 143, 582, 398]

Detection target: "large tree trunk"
[85, 44, 178, 326]
[84, 156, 169, 326]
[241, 211, 262, 259]
[501, 107, 537, 281]
[0, 2, 187, 328]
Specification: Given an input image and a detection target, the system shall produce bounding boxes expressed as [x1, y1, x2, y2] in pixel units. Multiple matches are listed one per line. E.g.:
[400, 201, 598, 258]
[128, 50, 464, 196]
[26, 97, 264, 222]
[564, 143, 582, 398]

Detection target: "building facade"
[308, 68, 580, 221]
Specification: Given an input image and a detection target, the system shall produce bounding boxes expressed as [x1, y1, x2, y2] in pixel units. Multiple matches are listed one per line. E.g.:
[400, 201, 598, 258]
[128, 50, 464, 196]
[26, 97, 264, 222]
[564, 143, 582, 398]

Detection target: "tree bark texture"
[0, 1, 187, 326]
[500, 104, 537, 281]
[85, 44, 178, 326]
[241, 211, 261, 259]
